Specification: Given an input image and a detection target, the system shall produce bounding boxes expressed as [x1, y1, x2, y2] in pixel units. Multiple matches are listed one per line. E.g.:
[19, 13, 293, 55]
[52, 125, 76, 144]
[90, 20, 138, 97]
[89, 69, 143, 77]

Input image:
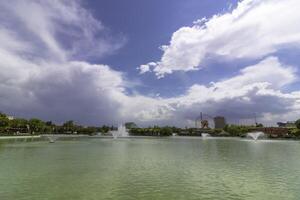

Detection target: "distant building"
[7, 116, 14, 120]
[214, 116, 226, 129]
[277, 121, 296, 128]
[195, 119, 202, 128]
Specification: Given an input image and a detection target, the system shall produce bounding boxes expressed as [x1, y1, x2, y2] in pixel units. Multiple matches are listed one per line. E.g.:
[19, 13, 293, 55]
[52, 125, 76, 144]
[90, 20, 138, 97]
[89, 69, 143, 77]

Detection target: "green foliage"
[0, 112, 7, 118]
[45, 121, 53, 126]
[160, 127, 172, 136]
[10, 118, 28, 128]
[256, 123, 264, 127]
[0, 113, 9, 127]
[295, 119, 300, 129]
[1, 111, 297, 139]
[129, 126, 173, 136]
[63, 120, 75, 128]
[0, 112, 106, 135]
[78, 127, 97, 135]
[212, 129, 223, 135]
[0, 127, 6, 134]
[63, 120, 77, 134]
[28, 118, 45, 133]
[223, 124, 254, 137]
[100, 125, 110, 133]
[290, 128, 300, 137]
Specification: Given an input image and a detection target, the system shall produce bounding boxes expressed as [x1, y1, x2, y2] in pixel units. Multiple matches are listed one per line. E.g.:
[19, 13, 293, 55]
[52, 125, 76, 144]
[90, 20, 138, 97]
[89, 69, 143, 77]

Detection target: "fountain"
[247, 132, 264, 141]
[202, 133, 211, 138]
[47, 136, 58, 143]
[110, 124, 129, 139]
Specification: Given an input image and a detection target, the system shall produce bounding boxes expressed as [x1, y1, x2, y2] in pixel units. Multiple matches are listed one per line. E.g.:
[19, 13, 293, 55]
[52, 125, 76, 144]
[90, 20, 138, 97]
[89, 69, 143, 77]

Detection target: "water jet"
[247, 132, 264, 141]
[110, 124, 129, 139]
[202, 133, 211, 138]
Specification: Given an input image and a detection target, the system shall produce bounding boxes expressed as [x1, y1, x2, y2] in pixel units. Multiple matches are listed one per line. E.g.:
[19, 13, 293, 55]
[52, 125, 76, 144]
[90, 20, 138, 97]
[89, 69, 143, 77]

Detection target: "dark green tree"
[0, 113, 9, 127]
[63, 120, 77, 134]
[100, 125, 110, 133]
[295, 119, 300, 129]
[78, 127, 97, 135]
[45, 121, 53, 126]
[160, 127, 172, 136]
[10, 118, 28, 128]
[28, 118, 45, 134]
[256, 123, 264, 127]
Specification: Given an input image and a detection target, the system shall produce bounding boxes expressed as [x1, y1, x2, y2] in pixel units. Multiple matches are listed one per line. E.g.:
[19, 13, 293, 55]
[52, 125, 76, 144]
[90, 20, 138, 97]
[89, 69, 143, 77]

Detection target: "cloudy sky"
[0, 0, 300, 127]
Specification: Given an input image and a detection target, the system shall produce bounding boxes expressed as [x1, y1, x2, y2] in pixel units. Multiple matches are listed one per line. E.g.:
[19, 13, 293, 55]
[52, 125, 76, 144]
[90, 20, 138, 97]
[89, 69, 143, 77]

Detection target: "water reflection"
[0, 137, 299, 200]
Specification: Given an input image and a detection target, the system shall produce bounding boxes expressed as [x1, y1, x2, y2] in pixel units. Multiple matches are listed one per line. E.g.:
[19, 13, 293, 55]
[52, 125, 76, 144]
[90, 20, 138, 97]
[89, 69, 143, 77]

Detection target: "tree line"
[0, 112, 111, 136]
[1, 112, 300, 138]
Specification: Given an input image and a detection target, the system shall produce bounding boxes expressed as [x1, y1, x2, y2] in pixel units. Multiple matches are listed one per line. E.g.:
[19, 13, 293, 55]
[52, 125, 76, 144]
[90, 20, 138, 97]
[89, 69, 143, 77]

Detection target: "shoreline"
[0, 135, 41, 140]
[0, 134, 299, 141]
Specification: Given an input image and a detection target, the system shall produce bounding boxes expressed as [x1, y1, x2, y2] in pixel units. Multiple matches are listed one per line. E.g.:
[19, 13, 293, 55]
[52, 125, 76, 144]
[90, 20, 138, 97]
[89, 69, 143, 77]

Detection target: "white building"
[7, 116, 14, 120]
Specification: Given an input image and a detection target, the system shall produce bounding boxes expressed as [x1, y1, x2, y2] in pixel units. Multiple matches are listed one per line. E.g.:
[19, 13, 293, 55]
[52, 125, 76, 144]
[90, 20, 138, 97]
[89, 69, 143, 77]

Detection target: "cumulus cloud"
[0, 0, 299, 127]
[0, 0, 127, 125]
[138, 65, 150, 74]
[137, 62, 158, 74]
[0, 0, 125, 61]
[142, 0, 300, 77]
[128, 57, 300, 126]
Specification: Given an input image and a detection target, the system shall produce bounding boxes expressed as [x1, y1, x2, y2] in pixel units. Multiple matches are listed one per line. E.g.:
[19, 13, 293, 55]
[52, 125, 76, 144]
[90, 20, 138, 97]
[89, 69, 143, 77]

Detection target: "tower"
[214, 116, 226, 129]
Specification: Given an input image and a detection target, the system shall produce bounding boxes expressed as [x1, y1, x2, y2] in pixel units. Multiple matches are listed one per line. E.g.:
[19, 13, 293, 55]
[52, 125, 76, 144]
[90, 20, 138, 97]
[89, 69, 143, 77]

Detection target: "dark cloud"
[0, 0, 299, 127]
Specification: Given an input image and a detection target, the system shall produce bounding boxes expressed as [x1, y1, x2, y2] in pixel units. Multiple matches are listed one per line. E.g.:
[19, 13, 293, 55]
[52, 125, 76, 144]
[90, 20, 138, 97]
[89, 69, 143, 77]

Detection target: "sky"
[0, 0, 300, 127]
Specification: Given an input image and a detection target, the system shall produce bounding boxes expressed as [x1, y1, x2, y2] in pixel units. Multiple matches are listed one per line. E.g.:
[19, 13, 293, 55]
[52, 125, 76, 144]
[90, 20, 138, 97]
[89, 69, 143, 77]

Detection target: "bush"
[213, 129, 222, 134]
[160, 127, 172, 136]
[77, 127, 97, 135]
[223, 125, 253, 137]
[129, 126, 173, 136]
[290, 128, 300, 137]
[295, 119, 300, 129]
[0, 113, 9, 127]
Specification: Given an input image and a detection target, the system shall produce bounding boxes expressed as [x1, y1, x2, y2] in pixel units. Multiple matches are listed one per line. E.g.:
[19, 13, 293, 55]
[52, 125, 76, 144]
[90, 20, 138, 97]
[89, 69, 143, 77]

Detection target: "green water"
[0, 137, 300, 200]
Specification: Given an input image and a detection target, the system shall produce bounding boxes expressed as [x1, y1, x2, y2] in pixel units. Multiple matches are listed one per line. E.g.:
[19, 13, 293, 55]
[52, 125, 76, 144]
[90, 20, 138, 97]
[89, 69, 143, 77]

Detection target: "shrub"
[129, 127, 173, 136]
[290, 128, 300, 137]
[223, 125, 253, 137]
[295, 119, 300, 129]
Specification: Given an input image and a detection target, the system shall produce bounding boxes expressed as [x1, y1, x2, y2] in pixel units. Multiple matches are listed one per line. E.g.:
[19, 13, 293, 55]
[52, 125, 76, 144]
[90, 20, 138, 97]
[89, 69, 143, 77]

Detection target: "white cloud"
[0, 0, 125, 61]
[129, 57, 300, 126]
[214, 57, 297, 90]
[0, 0, 299, 127]
[143, 0, 300, 77]
[0, 0, 127, 124]
[137, 62, 157, 74]
[138, 65, 150, 74]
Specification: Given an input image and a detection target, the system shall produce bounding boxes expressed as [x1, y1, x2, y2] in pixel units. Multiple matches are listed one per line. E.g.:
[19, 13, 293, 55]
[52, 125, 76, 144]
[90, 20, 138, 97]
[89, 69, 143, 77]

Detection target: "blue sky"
[86, 0, 239, 97]
[0, 0, 299, 127]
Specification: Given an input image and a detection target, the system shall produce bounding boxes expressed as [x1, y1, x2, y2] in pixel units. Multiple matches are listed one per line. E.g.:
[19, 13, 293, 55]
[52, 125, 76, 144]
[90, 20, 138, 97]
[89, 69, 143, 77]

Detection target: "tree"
[63, 120, 77, 134]
[0, 113, 9, 127]
[295, 119, 300, 129]
[45, 121, 53, 126]
[10, 118, 28, 128]
[256, 123, 264, 128]
[160, 127, 172, 136]
[100, 125, 110, 133]
[28, 118, 45, 134]
[223, 124, 253, 137]
[78, 127, 97, 135]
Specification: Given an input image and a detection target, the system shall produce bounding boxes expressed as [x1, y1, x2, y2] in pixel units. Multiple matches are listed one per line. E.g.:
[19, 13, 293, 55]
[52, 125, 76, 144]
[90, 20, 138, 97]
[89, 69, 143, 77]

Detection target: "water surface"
[0, 137, 300, 200]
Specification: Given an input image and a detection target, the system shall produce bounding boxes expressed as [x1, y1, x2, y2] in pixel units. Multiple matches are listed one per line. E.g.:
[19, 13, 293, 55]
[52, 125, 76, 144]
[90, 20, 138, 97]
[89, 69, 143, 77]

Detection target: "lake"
[0, 137, 300, 200]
